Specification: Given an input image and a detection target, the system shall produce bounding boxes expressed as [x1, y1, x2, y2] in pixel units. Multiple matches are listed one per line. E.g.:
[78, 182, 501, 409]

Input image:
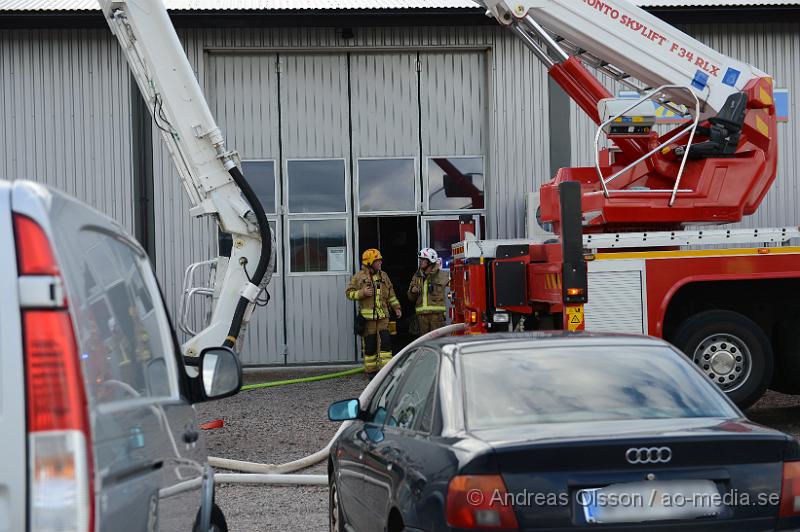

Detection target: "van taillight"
[14, 214, 59, 275]
[16, 214, 93, 532]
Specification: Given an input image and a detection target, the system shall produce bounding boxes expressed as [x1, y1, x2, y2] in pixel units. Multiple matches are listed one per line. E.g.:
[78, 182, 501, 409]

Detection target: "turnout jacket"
[345, 267, 401, 320]
[407, 264, 449, 315]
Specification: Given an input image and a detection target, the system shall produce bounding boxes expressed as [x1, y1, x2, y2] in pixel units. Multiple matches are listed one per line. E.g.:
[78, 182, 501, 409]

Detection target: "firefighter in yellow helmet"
[345, 249, 402, 375]
[408, 247, 449, 336]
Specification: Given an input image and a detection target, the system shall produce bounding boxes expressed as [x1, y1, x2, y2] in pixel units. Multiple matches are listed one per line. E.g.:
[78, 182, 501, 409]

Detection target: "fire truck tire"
[672, 310, 773, 409]
[771, 317, 800, 395]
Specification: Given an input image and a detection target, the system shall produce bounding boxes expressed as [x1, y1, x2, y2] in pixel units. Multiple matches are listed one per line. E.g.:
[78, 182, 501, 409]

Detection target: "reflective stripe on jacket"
[407, 265, 449, 314]
[345, 267, 400, 320]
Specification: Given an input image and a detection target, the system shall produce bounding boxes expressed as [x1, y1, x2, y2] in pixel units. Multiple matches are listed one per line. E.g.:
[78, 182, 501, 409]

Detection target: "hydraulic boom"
[99, 0, 275, 357]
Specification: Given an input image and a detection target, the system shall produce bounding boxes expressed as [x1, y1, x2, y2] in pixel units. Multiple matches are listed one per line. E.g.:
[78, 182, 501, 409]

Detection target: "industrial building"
[1, 0, 797, 365]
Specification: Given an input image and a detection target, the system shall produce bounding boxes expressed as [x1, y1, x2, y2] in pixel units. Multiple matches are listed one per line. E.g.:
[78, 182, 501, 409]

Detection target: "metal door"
[207, 53, 286, 365]
[280, 54, 354, 363]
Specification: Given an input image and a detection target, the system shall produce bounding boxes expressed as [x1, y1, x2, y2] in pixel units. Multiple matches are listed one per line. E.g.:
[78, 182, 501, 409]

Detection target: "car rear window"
[461, 345, 737, 430]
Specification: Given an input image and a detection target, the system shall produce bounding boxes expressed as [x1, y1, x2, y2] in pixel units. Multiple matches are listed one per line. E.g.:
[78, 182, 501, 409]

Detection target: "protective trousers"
[416, 313, 446, 336]
[363, 318, 392, 374]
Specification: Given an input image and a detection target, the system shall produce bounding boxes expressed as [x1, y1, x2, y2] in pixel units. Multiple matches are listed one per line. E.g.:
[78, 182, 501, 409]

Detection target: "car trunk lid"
[474, 418, 787, 529]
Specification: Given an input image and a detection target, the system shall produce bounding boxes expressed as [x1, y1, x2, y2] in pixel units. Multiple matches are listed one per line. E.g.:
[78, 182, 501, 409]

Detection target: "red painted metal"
[644, 252, 800, 337]
[540, 70, 779, 233]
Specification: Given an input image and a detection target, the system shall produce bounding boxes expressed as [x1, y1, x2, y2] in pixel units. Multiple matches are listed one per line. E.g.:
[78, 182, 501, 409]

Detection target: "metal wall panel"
[350, 53, 419, 159]
[0, 29, 134, 231]
[569, 23, 800, 235]
[280, 53, 354, 364]
[420, 52, 486, 157]
[206, 52, 285, 365]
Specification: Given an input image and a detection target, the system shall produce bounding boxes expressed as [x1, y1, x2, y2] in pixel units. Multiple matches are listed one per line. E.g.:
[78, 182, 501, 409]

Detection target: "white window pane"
[288, 160, 346, 213]
[289, 219, 347, 273]
[428, 157, 485, 210]
[358, 158, 416, 212]
[242, 160, 276, 214]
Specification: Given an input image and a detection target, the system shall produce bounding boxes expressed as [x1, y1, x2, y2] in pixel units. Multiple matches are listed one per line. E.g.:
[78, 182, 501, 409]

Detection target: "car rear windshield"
[461, 345, 737, 430]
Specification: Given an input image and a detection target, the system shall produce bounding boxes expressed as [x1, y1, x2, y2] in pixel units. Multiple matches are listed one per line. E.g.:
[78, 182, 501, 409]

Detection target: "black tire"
[772, 317, 800, 394]
[329, 475, 346, 532]
[193, 503, 228, 532]
[671, 310, 773, 409]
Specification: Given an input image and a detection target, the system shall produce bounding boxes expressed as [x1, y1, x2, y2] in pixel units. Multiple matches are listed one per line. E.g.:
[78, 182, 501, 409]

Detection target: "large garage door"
[205, 50, 487, 366]
[280, 54, 354, 364]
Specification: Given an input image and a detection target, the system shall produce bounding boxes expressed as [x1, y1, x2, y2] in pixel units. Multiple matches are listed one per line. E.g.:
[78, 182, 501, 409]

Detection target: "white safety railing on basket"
[594, 85, 701, 206]
[178, 258, 218, 337]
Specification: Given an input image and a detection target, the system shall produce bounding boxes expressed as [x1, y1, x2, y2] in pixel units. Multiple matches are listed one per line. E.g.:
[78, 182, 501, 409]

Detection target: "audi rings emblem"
[625, 447, 672, 464]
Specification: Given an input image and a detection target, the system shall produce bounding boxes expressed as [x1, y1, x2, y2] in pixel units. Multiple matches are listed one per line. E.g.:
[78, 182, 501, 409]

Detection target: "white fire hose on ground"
[209, 323, 467, 487]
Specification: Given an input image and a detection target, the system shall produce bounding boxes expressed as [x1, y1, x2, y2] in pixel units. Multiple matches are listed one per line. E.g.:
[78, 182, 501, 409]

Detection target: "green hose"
[241, 367, 364, 391]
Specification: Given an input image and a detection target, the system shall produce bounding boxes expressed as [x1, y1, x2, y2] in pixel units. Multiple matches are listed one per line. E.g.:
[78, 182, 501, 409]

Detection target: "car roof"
[423, 331, 672, 356]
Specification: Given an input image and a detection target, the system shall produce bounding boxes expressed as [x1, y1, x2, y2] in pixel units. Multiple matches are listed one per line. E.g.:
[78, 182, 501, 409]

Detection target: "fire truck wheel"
[771, 317, 800, 394]
[672, 310, 773, 409]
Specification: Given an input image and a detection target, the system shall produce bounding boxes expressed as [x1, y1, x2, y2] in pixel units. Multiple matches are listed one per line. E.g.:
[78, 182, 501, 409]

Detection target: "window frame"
[424, 154, 486, 214]
[355, 156, 419, 215]
[285, 216, 351, 277]
[284, 157, 350, 216]
[421, 214, 485, 271]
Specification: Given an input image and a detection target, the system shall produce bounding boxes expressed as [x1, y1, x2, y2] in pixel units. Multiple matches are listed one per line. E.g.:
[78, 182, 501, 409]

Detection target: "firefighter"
[346, 249, 402, 375]
[408, 248, 449, 336]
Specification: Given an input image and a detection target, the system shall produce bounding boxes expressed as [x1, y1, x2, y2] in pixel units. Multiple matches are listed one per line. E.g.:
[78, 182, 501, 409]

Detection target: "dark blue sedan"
[327, 332, 800, 532]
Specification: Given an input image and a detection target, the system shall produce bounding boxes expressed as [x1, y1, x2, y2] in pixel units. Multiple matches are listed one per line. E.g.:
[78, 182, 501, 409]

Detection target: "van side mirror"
[199, 346, 242, 400]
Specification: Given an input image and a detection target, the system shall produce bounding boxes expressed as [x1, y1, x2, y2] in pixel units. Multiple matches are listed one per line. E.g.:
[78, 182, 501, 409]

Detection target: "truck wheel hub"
[693, 334, 751, 392]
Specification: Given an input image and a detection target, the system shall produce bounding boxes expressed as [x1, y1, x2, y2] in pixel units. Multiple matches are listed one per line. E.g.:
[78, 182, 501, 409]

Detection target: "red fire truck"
[451, 0, 799, 408]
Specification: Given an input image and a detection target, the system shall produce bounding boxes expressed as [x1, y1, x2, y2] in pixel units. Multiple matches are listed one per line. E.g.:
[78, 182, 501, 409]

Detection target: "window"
[73, 231, 175, 404]
[427, 156, 485, 211]
[426, 217, 484, 269]
[461, 346, 737, 430]
[366, 352, 416, 425]
[289, 219, 347, 273]
[358, 158, 416, 213]
[242, 160, 277, 214]
[287, 159, 346, 213]
[386, 349, 440, 432]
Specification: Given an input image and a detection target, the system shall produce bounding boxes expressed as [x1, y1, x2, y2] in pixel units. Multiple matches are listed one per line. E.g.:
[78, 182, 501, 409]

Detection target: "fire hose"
[208, 323, 466, 486]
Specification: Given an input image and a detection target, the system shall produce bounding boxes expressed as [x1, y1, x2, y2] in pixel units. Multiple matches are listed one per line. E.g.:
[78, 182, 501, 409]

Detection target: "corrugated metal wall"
[0, 29, 134, 231]
[569, 22, 800, 232]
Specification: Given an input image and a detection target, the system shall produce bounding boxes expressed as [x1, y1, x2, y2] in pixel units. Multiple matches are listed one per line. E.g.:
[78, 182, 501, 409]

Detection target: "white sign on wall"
[327, 246, 347, 272]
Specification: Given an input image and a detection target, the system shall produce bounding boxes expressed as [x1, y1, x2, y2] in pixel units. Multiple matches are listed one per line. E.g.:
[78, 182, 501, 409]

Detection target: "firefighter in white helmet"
[408, 247, 450, 336]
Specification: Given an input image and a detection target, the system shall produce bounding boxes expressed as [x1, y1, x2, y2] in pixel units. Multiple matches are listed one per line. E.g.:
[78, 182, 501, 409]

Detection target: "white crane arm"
[99, 0, 275, 357]
[478, 0, 768, 114]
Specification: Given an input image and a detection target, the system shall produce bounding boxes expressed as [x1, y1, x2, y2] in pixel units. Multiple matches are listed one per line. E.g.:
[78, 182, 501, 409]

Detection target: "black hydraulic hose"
[223, 165, 272, 348]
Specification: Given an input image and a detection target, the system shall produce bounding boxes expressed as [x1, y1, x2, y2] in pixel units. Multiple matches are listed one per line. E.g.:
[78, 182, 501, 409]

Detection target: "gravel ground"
[194, 368, 366, 532]
[196, 368, 800, 532]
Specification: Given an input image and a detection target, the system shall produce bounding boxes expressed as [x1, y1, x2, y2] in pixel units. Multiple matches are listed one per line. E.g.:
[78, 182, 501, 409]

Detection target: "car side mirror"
[200, 346, 242, 400]
[329, 398, 360, 421]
